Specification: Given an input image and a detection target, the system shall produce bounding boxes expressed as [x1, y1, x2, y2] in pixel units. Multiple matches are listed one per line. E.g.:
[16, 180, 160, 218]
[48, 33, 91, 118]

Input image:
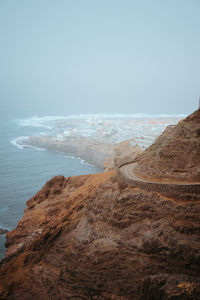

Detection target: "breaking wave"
[10, 136, 29, 149]
[64, 155, 91, 166]
[11, 136, 46, 151]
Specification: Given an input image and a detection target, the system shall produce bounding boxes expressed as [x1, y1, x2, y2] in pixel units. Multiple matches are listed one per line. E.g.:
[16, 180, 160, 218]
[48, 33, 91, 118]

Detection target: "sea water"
[0, 118, 102, 259]
[0, 113, 184, 260]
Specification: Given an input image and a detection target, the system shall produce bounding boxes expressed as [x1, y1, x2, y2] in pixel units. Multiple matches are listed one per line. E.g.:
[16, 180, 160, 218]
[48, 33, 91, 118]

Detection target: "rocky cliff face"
[104, 140, 142, 171]
[0, 172, 200, 299]
[136, 109, 200, 182]
[1, 109, 200, 299]
[21, 136, 142, 170]
[20, 135, 114, 168]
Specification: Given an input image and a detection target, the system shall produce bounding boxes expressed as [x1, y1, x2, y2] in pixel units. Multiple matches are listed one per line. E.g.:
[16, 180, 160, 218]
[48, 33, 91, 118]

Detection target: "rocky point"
[0, 110, 200, 299]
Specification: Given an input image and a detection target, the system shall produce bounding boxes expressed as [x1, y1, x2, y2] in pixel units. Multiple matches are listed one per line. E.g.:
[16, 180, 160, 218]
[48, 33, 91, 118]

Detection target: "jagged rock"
[104, 140, 142, 171]
[0, 110, 200, 299]
[0, 228, 9, 235]
[0, 170, 200, 299]
[136, 109, 200, 181]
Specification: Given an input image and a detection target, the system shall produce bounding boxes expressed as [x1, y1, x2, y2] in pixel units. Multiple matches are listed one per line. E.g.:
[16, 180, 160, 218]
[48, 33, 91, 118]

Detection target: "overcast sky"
[0, 0, 200, 119]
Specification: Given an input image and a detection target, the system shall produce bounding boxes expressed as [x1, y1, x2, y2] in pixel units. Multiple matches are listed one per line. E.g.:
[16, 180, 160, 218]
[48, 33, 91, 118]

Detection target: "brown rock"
[0, 228, 9, 235]
[20, 136, 114, 168]
[104, 140, 142, 171]
[136, 109, 200, 181]
[0, 171, 200, 299]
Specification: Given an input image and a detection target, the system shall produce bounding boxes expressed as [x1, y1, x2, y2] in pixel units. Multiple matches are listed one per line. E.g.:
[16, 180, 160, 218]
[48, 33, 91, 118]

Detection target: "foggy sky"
[0, 0, 200, 119]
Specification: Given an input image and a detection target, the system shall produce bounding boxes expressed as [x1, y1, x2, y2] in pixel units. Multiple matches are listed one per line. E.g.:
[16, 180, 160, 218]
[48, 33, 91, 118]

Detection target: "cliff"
[0, 172, 200, 299]
[20, 136, 142, 170]
[20, 135, 114, 168]
[1, 109, 200, 299]
[136, 109, 200, 182]
[104, 140, 142, 171]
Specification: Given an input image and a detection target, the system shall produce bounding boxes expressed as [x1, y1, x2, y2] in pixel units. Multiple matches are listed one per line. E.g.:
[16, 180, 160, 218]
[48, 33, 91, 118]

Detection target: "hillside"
[0, 172, 200, 299]
[0, 109, 200, 299]
[136, 109, 200, 182]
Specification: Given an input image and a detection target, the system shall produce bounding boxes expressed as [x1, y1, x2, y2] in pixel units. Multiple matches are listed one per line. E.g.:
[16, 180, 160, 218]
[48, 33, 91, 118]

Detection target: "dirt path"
[120, 162, 200, 186]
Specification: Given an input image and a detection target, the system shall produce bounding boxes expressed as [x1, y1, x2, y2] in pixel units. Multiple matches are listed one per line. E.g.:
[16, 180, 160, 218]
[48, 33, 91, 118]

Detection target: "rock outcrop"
[0, 171, 200, 299]
[1, 109, 200, 299]
[20, 136, 114, 168]
[20, 136, 142, 170]
[135, 109, 200, 182]
[104, 140, 142, 171]
[0, 228, 9, 235]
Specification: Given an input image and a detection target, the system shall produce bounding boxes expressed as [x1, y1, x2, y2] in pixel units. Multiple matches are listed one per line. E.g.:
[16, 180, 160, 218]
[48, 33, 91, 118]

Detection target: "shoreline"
[16, 135, 115, 168]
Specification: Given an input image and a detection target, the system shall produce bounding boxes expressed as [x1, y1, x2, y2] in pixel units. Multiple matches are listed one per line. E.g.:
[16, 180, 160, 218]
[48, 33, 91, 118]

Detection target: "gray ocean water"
[0, 118, 102, 259]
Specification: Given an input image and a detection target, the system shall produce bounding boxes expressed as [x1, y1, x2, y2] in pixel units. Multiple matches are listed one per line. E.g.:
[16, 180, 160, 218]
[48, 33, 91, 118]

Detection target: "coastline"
[17, 135, 114, 168]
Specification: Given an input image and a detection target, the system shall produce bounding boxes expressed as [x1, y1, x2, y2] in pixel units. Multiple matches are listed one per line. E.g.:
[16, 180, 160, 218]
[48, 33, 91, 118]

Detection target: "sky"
[0, 0, 200, 119]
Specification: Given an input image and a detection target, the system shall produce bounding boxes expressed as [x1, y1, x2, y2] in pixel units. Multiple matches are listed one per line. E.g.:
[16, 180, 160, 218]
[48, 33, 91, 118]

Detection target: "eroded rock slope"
[136, 109, 200, 181]
[0, 172, 200, 299]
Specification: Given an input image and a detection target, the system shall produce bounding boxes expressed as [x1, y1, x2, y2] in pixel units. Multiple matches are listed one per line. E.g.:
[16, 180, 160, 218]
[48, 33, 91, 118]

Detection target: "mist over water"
[0, 0, 200, 260]
[0, 0, 200, 119]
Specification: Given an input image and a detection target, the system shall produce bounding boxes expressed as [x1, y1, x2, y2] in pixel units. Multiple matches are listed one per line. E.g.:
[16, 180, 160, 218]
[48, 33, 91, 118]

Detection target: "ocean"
[0, 113, 184, 260]
[0, 118, 102, 259]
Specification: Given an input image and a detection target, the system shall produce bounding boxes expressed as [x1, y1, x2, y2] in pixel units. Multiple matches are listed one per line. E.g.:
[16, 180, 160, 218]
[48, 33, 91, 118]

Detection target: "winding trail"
[120, 161, 200, 186]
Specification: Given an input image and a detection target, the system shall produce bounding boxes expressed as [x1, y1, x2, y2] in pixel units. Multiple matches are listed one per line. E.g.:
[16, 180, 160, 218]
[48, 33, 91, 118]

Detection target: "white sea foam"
[35, 147, 47, 151]
[76, 157, 91, 165]
[10, 136, 29, 149]
[64, 155, 77, 159]
[64, 155, 91, 165]
[11, 136, 47, 151]
[0, 205, 9, 213]
[13, 113, 185, 152]
[80, 159, 91, 166]
[0, 225, 11, 232]
[22, 145, 47, 151]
